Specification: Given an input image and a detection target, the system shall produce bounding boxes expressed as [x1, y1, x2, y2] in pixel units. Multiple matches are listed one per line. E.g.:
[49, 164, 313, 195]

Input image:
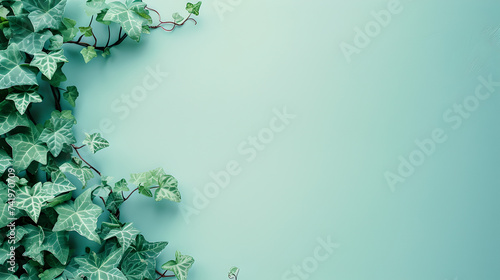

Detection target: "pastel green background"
[60, 0, 500, 279]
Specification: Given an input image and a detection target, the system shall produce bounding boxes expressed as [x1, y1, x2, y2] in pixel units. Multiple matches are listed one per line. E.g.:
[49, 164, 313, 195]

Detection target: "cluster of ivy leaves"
[0, 0, 202, 279]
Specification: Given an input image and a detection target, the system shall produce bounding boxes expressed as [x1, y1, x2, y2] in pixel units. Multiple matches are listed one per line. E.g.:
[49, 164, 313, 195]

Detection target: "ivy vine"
[0, 0, 204, 279]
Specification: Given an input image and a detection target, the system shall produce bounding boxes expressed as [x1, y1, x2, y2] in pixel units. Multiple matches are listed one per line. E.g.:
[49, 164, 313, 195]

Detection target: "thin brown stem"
[124, 186, 159, 201]
[71, 144, 102, 176]
[156, 270, 175, 279]
[146, 6, 197, 32]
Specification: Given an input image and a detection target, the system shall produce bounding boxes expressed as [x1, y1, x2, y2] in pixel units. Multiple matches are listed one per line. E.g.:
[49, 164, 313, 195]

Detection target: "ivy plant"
[0, 0, 203, 279]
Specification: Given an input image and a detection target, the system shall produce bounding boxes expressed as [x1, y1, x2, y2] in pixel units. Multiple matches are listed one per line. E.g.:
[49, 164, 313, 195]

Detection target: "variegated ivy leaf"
[0, 100, 30, 134]
[43, 230, 70, 265]
[44, 170, 77, 196]
[120, 256, 153, 280]
[228, 266, 239, 279]
[85, 0, 108, 16]
[52, 109, 77, 124]
[59, 157, 94, 187]
[7, 16, 53, 55]
[83, 132, 109, 154]
[114, 178, 129, 192]
[39, 267, 65, 280]
[62, 85, 78, 107]
[6, 130, 48, 171]
[0, 150, 13, 175]
[161, 251, 195, 280]
[80, 46, 97, 63]
[103, 0, 150, 42]
[21, 225, 45, 264]
[30, 49, 68, 80]
[185, 1, 202, 16]
[60, 17, 79, 42]
[155, 174, 181, 202]
[39, 111, 76, 157]
[22, 0, 68, 32]
[104, 223, 140, 252]
[0, 43, 38, 89]
[0, 6, 9, 18]
[132, 234, 168, 259]
[105, 192, 124, 215]
[16, 182, 54, 222]
[53, 189, 103, 243]
[48, 34, 64, 50]
[6, 91, 43, 115]
[172, 12, 184, 24]
[130, 167, 166, 188]
[79, 26, 93, 37]
[120, 234, 168, 279]
[75, 249, 127, 280]
[41, 62, 66, 86]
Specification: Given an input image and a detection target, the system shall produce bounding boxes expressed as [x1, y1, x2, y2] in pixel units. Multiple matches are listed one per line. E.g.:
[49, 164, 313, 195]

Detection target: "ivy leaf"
[121, 234, 168, 279]
[7, 15, 52, 54]
[52, 109, 77, 124]
[120, 257, 151, 280]
[16, 182, 54, 222]
[44, 170, 77, 196]
[78, 26, 93, 37]
[96, 9, 112, 25]
[59, 157, 94, 187]
[75, 249, 127, 280]
[21, 225, 45, 264]
[82, 132, 109, 154]
[103, 1, 149, 42]
[41, 62, 66, 86]
[30, 49, 68, 80]
[102, 47, 111, 57]
[105, 191, 123, 215]
[130, 167, 166, 188]
[48, 34, 64, 50]
[6, 91, 43, 115]
[39, 267, 65, 280]
[0, 101, 30, 134]
[53, 189, 103, 243]
[0, 150, 12, 175]
[138, 185, 152, 197]
[46, 191, 72, 208]
[185, 1, 202, 16]
[132, 234, 168, 259]
[59, 17, 78, 42]
[228, 267, 239, 279]
[114, 178, 129, 192]
[43, 230, 70, 265]
[6, 130, 48, 171]
[22, 0, 67, 32]
[172, 12, 184, 24]
[0, 43, 38, 89]
[80, 46, 97, 63]
[85, 0, 108, 16]
[104, 223, 140, 252]
[161, 251, 195, 280]
[0, 6, 9, 18]
[39, 111, 76, 157]
[62, 85, 78, 107]
[154, 174, 181, 202]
